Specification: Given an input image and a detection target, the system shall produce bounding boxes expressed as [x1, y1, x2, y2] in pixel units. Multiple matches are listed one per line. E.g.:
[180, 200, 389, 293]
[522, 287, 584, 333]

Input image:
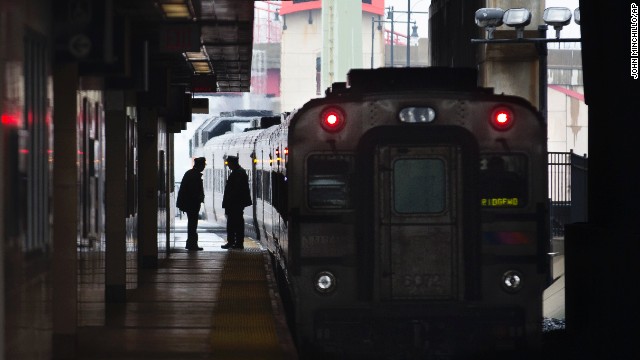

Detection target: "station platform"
[74, 220, 565, 359]
[543, 237, 565, 319]
[76, 219, 298, 359]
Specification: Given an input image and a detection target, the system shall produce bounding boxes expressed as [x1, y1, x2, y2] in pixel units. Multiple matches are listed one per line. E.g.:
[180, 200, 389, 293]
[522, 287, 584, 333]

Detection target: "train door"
[372, 138, 479, 302]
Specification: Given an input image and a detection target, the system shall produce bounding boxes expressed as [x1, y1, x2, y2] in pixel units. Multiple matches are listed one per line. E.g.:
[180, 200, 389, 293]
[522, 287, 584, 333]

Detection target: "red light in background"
[2, 114, 20, 126]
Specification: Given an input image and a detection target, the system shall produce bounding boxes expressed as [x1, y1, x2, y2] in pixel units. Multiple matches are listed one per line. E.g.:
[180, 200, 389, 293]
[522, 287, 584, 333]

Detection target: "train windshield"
[393, 159, 446, 213]
[479, 154, 528, 207]
[307, 154, 354, 209]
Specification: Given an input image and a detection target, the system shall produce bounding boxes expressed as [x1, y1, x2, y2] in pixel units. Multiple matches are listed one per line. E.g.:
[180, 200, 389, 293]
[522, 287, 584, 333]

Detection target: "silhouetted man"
[221, 155, 252, 249]
[177, 157, 206, 251]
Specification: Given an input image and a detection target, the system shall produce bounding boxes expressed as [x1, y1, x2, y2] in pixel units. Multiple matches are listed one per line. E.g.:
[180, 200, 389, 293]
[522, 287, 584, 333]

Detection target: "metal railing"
[548, 151, 588, 238]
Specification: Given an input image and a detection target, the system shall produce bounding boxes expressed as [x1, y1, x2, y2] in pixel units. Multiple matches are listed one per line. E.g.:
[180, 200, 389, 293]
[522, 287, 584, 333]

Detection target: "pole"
[407, 0, 410, 67]
[537, 25, 548, 124]
[371, 17, 374, 69]
[390, 6, 394, 67]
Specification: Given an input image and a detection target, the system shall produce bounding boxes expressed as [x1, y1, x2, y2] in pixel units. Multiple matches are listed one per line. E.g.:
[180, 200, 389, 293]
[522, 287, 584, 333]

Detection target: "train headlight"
[501, 270, 524, 293]
[314, 271, 337, 293]
[320, 107, 346, 132]
[490, 107, 515, 131]
[399, 107, 436, 123]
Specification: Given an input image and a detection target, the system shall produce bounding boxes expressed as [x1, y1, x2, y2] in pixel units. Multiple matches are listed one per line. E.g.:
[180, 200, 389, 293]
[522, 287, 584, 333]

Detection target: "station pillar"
[52, 62, 79, 359]
[137, 105, 160, 269]
[475, 0, 545, 114]
[104, 90, 128, 301]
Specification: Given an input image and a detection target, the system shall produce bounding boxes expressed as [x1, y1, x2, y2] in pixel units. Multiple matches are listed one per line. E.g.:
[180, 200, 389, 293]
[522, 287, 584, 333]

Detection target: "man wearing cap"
[177, 157, 206, 251]
[221, 155, 252, 249]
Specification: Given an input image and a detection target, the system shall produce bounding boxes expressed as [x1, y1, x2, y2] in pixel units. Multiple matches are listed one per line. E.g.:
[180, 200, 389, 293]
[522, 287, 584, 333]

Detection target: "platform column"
[475, 0, 545, 111]
[104, 90, 128, 301]
[137, 105, 159, 269]
[52, 62, 79, 359]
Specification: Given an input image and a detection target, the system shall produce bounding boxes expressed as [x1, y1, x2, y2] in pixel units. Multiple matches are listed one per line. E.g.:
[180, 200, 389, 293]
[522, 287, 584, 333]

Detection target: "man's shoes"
[222, 242, 243, 250]
[186, 246, 203, 251]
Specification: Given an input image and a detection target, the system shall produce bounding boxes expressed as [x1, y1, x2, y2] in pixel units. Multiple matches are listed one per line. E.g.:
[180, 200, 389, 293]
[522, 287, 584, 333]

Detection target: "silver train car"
[195, 67, 550, 359]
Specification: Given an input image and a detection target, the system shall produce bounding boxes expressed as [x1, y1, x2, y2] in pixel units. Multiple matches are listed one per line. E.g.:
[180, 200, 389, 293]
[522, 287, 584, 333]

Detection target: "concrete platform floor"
[76, 218, 298, 360]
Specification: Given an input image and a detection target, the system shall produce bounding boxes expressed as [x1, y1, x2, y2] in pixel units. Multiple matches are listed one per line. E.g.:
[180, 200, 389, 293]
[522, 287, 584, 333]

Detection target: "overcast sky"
[384, 0, 431, 38]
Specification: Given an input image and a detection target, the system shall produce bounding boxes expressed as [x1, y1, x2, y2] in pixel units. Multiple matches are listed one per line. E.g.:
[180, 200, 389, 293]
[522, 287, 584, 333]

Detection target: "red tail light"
[490, 107, 514, 130]
[320, 107, 345, 132]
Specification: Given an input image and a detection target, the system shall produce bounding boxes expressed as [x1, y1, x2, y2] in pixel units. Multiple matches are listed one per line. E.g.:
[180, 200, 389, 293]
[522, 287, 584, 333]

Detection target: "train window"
[393, 159, 446, 213]
[307, 154, 354, 209]
[271, 171, 288, 219]
[256, 170, 263, 199]
[263, 170, 272, 203]
[479, 154, 528, 207]
[215, 169, 224, 193]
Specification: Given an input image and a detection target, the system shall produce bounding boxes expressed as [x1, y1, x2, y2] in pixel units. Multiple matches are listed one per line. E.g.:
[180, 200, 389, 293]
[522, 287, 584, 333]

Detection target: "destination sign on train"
[481, 197, 520, 207]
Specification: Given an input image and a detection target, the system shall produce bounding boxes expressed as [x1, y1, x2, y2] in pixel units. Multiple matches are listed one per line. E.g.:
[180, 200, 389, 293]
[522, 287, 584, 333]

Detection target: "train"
[192, 67, 551, 359]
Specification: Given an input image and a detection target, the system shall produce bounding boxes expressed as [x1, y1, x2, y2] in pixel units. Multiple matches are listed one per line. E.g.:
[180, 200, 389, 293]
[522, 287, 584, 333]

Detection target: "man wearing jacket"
[176, 157, 206, 251]
[221, 155, 252, 249]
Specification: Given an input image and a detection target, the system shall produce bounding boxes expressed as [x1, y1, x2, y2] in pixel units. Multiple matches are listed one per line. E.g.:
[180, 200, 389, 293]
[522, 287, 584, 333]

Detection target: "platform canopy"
[115, 0, 254, 93]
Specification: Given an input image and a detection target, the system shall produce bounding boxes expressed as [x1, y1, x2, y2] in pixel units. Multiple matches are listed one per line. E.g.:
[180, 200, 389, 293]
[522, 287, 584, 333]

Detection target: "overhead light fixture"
[474, 8, 505, 40]
[502, 8, 531, 39]
[184, 48, 213, 74]
[190, 61, 212, 74]
[184, 50, 208, 61]
[574, 8, 580, 25]
[543, 7, 572, 38]
[157, 0, 194, 20]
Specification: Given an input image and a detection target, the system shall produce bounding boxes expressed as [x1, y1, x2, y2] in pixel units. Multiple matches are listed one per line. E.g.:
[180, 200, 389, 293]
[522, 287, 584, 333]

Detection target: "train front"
[284, 68, 549, 359]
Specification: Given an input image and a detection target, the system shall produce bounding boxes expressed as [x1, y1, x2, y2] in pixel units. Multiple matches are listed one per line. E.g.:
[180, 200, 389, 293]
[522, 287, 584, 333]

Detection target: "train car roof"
[200, 109, 275, 141]
[326, 67, 536, 111]
[345, 67, 483, 93]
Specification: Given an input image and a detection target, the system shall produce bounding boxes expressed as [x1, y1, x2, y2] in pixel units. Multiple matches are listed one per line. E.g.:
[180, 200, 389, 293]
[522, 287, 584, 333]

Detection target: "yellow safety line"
[210, 239, 288, 359]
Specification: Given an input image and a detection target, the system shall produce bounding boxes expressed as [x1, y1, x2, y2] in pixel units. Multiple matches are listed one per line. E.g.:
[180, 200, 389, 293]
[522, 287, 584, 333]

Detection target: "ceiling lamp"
[190, 61, 212, 74]
[157, 0, 194, 20]
[184, 49, 213, 74]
